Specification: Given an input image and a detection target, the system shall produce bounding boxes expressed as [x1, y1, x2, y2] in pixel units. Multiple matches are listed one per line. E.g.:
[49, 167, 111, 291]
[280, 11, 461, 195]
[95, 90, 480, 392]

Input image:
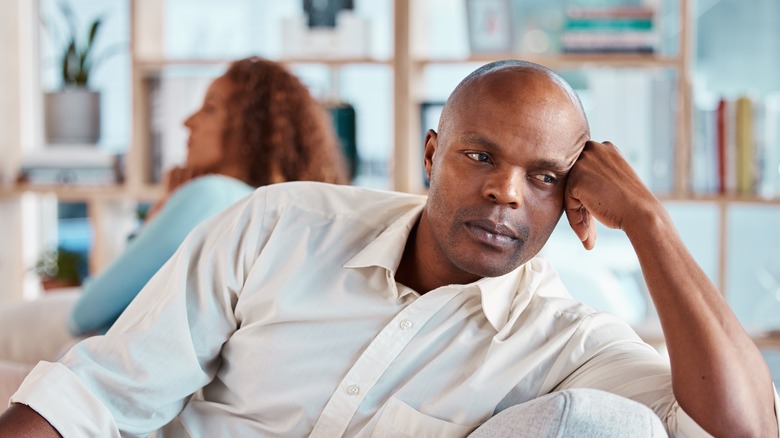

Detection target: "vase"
[44, 88, 101, 145]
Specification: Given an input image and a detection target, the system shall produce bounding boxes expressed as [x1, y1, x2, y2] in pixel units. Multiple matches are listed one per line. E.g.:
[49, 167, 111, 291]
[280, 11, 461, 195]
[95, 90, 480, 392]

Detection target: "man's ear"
[423, 129, 438, 183]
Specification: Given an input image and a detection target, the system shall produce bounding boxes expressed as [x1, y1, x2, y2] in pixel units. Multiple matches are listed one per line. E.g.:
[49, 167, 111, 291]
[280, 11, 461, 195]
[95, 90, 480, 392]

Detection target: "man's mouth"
[465, 219, 521, 247]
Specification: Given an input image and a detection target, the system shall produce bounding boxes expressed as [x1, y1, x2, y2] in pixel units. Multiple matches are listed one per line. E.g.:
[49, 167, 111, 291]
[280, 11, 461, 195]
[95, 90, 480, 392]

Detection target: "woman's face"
[183, 75, 232, 173]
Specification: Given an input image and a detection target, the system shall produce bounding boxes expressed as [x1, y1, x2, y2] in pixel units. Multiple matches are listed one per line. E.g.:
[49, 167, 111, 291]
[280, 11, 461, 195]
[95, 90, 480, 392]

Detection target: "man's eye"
[532, 174, 557, 184]
[465, 152, 491, 163]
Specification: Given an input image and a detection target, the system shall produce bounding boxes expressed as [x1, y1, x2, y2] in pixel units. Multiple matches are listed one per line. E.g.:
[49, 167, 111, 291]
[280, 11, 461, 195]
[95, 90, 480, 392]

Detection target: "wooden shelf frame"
[9, 0, 777, 305]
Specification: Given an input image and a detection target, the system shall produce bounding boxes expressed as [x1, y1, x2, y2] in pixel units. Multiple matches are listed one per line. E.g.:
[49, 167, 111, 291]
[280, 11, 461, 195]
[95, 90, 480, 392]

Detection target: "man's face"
[421, 70, 589, 281]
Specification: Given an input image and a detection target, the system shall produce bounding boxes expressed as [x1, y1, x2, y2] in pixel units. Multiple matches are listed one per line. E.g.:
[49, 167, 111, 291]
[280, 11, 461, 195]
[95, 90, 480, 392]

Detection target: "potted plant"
[43, 1, 118, 145]
[34, 246, 86, 291]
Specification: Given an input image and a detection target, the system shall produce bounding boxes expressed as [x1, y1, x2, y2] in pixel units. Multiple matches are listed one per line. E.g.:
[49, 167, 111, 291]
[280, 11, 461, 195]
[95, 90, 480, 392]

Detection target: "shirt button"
[399, 319, 413, 330]
[346, 384, 360, 396]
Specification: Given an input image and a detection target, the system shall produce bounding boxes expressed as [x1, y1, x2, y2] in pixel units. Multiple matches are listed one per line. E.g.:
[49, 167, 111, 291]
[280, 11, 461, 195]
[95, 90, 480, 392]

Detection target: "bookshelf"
[0, 0, 694, 297]
[2, 0, 780, 342]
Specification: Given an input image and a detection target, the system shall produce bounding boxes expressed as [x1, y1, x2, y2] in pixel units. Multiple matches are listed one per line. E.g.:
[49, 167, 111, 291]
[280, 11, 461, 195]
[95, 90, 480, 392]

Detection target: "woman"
[0, 56, 348, 369]
[68, 56, 348, 336]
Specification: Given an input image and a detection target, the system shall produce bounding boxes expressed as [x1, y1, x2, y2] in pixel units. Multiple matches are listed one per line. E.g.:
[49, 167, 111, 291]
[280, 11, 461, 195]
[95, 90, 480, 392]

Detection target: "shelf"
[0, 183, 161, 202]
[658, 194, 780, 205]
[413, 53, 683, 70]
[133, 56, 392, 74]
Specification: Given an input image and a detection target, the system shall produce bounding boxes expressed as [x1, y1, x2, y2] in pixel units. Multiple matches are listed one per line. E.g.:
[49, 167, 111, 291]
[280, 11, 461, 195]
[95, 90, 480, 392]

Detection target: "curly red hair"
[222, 57, 349, 187]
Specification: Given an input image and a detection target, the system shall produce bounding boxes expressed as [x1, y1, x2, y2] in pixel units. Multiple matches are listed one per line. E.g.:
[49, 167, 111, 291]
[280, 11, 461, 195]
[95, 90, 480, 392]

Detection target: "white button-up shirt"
[13, 182, 780, 437]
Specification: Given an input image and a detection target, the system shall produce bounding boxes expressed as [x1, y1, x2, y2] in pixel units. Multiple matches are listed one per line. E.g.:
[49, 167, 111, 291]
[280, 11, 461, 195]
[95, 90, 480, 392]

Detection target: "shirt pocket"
[372, 397, 477, 438]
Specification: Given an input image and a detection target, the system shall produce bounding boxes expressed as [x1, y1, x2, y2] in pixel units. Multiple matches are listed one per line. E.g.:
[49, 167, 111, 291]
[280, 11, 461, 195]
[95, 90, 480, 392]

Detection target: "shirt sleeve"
[68, 175, 253, 336]
[13, 186, 268, 437]
[552, 313, 780, 437]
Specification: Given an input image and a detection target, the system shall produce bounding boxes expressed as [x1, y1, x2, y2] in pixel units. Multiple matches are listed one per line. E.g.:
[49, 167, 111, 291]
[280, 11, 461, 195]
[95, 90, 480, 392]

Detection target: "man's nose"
[483, 168, 524, 208]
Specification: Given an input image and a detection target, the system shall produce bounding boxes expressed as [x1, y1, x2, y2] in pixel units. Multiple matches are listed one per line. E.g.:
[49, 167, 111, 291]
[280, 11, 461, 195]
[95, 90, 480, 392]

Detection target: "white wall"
[0, 0, 37, 304]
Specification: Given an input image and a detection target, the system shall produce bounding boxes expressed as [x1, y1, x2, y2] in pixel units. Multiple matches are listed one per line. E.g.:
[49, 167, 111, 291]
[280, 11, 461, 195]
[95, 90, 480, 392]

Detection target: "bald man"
[2, 60, 778, 437]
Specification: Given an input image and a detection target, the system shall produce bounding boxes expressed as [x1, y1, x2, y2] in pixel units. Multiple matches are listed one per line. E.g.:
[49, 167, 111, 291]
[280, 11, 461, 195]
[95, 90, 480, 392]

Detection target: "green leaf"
[51, 1, 121, 88]
[87, 18, 102, 49]
[63, 39, 77, 85]
[58, 0, 78, 47]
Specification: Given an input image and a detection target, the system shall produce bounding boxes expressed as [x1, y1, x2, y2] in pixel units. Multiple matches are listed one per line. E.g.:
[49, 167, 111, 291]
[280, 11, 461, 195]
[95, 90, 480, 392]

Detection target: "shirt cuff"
[11, 361, 120, 438]
[672, 403, 714, 438]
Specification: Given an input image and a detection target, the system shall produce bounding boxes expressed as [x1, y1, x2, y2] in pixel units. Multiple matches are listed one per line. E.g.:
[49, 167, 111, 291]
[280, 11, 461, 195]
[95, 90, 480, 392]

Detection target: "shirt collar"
[343, 202, 544, 332]
[474, 264, 533, 331]
[343, 202, 424, 274]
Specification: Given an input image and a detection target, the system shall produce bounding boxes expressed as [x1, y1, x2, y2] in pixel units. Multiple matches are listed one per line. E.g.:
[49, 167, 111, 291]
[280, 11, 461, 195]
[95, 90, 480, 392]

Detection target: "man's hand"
[563, 140, 661, 250]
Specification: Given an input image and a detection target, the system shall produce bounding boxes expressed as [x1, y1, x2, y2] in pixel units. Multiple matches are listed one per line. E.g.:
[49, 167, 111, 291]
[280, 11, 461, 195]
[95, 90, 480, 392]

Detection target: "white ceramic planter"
[44, 88, 101, 144]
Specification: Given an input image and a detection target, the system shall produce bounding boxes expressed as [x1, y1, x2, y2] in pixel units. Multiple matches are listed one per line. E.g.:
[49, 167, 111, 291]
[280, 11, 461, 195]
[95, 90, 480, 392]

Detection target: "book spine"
[736, 96, 755, 195]
[725, 98, 738, 194]
[716, 99, 727, 194]
[565, 6, 656, 20]
[561, 31, 657, 53]
[565, 19, 654, 32]
[146, 75, 163, 184]
[761, 96, 780, 197]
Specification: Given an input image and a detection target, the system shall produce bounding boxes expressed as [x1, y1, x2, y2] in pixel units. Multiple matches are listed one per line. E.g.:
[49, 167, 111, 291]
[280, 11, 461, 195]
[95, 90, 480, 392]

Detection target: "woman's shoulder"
[175, 174, 254, 198]
[165, 175, 255, 211]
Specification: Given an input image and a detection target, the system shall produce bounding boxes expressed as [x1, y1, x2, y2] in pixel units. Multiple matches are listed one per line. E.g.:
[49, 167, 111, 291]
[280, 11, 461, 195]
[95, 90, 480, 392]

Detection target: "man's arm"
[1, 189, 265, 435]
[565, 140, 778, 437]
[0, 404, 61, 437]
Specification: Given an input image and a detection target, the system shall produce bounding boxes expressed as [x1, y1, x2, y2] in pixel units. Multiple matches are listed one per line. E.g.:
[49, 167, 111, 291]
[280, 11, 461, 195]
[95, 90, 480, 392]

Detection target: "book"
[702, 95, 779, 197]
[565, 6, 656, 20]
[145, 75, 164, 184]
[715, 98, 727, 194]
[18, 167, 119, 185]
[18, 147, 122, 185]
[714, 98, 745, 195]
[650, 74, 676, 194]
[561, 31, 656, 54]
[561, 5, 657, 54]
[691, 99, 719, 194]
[760, 95, 780, 197]
[564, 18, 654, 32]
[21, 147, 116, 168]
[736, 96, 755, 195]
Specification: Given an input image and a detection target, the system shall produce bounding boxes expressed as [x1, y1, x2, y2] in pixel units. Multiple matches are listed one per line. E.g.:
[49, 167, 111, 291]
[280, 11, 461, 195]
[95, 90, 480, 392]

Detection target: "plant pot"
[45, 88, 101, 145]
[41, 277, 81, 292]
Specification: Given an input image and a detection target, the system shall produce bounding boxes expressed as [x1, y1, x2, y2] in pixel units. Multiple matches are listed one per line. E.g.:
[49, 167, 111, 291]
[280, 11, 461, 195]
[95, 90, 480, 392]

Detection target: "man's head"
[418, 60, 590, 285]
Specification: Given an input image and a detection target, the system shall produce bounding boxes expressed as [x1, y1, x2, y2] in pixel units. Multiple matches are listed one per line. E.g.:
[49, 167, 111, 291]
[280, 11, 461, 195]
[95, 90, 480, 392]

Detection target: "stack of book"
[692, 94, 780, 197]
[17, 147, 123, 185]
[561, 5, 657, 54]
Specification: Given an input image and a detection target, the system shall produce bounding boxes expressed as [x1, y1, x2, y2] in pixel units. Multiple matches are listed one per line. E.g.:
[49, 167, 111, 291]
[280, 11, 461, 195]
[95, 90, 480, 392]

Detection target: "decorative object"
[43, 1, 117, 144]
[465, 0, 514, 54]
[34, 246, 86, 291]
[281, 0, 369, 58]
[327, 102, 358, 180]
[45, 89, 101, 144]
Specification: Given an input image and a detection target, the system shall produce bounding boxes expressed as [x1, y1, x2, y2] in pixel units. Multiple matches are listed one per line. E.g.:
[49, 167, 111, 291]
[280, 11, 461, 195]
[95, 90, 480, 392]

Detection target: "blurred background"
[0, 0, 778, 382]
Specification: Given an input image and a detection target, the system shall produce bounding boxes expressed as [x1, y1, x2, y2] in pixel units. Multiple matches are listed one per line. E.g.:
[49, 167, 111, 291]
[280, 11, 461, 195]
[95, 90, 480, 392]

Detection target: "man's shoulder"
[256, 181, 427, 221]
[521, 256, 598, 318]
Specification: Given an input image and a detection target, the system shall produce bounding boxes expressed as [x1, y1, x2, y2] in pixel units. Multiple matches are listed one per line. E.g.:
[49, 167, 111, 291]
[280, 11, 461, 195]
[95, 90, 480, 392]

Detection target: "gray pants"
[470, 388, 667, 437]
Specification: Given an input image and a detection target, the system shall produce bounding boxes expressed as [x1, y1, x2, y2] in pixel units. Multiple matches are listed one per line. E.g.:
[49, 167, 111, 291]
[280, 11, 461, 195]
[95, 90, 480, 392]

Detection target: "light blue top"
[68, 175, 255, 336]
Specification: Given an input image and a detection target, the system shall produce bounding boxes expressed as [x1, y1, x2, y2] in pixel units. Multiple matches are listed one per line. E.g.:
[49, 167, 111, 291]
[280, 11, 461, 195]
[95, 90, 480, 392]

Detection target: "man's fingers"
[565, 196, 597, 250]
